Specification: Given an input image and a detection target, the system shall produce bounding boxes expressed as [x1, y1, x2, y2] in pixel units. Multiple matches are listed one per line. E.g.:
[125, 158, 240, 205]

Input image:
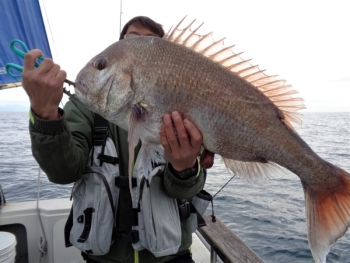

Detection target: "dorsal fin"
[163, 17, 306, 128]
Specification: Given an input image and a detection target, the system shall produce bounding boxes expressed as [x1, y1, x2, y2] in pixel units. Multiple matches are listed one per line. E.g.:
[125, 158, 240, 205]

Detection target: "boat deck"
[0, 198, 212, 263]
[0, 198, 263, 263]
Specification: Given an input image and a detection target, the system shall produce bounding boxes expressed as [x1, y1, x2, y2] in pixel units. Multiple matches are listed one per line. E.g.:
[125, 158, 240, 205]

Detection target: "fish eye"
[94, 57, 108, 70]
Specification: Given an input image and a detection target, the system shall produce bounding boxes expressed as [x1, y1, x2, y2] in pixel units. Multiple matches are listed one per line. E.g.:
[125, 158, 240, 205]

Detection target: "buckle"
[178, 201, 191, 221]
[129, 230, 140, 244]
[97, 154, 119, 165]
[113, 229, 139, 244]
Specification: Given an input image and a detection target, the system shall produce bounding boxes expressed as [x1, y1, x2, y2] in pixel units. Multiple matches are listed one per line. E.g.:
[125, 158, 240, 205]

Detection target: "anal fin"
[222, 157, 283, 181]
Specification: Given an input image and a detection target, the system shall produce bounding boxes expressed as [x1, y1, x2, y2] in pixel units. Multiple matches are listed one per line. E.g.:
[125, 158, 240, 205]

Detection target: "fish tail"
[304, 165, 350, 263]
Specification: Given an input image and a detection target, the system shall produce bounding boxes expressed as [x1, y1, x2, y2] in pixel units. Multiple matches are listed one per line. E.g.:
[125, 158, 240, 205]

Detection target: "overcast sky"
[1, 0, 349, 112]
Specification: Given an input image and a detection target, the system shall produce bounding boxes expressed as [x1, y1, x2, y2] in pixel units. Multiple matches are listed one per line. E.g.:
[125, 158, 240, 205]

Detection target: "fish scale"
[75, 19, 350, 263]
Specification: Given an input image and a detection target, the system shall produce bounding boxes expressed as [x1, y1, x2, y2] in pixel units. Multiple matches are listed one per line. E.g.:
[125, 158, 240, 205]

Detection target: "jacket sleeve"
[163, 163, 207, 200]
[29, 99, 94, 184]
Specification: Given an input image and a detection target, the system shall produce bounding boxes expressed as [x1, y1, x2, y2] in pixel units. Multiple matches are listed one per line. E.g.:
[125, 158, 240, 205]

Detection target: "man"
[22, 16, 206, 263]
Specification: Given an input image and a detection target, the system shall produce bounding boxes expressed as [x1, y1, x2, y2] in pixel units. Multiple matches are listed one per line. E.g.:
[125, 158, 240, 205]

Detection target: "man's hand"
[22, 49, 66, 120]
[160, 111, 202, 172]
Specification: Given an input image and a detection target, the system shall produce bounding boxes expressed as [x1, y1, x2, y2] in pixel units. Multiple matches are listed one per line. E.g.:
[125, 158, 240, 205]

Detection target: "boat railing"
[197, 214, 265, 263]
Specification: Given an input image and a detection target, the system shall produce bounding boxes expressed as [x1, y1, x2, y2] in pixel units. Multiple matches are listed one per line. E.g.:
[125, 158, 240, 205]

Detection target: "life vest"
[64, 114, 211, 256]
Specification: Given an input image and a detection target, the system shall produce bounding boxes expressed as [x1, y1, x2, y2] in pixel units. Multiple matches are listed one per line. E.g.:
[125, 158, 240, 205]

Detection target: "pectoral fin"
[127, 102, 160, 201]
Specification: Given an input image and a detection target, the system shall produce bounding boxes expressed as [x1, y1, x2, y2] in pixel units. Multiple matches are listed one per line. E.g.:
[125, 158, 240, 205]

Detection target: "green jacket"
[29, 97, 206, 263]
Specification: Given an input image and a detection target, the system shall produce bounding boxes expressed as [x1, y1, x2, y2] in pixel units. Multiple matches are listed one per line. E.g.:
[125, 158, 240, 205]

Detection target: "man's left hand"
[160, 111, 202, 172]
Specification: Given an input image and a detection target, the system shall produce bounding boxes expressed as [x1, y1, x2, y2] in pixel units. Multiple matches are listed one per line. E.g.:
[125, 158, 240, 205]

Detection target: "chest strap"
[92, 114, 120, 166]
[115, 176, 137, 188]
[93, 114, 109, 147]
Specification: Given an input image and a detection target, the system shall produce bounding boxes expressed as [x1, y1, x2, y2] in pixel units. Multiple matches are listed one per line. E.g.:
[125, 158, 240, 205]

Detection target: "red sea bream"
[74, 18, 350, 263]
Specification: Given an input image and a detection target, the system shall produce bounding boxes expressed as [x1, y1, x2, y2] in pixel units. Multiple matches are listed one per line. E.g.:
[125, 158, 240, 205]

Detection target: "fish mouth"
[74, 72, 115, 115]
[74, 79, 88, 100]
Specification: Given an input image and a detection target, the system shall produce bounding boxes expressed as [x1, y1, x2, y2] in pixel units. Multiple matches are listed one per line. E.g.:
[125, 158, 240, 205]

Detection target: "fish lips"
[75, 79, 88, 96]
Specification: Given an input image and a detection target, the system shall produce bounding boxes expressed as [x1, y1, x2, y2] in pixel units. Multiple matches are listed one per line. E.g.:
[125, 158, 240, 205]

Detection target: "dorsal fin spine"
[242, 69, 267, 80]
[267, 90, 298, 98]
[173, 19, 196, 43]
[217, 52, 243, 64]
[182, 22, 204, 45]
[190, 32, 213, 50]
[257, 80, 286, 88]
[167, 16, 187, 40]
[262, 85, 293, 94]
[250, 75, 278, 84]
[209, 45, 236, 59]
[236, 65, 260, 76]
[201, 38, 226, 54]
[227, 59, 252, 70]
[164, 26, 173, 40]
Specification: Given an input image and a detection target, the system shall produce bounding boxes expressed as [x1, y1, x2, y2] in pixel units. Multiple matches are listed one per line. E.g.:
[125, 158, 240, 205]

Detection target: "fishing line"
[212, 174, 235, 199]
[209, 174, 236, 223]
[203, 173, 235, 223]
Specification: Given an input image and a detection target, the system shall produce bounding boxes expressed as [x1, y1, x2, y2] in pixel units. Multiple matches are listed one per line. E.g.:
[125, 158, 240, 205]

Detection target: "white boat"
[0, 192, 264, 263]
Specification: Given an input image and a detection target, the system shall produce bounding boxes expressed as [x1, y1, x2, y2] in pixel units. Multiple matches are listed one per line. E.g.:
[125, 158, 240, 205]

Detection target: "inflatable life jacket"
[64, 114, 212, 256]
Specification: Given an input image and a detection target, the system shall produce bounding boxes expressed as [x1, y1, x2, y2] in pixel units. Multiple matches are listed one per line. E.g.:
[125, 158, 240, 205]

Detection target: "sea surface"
[0, 112, 349, 263]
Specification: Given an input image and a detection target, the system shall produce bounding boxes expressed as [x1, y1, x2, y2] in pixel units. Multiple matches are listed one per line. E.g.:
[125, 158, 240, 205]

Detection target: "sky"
[1, 0, 349, 112]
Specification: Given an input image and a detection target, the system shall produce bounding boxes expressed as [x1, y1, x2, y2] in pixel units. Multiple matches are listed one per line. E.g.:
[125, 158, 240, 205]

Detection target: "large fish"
[74, 18, 350, 263]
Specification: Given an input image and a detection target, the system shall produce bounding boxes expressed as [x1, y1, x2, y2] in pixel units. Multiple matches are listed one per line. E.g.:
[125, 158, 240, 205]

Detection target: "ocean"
[0, 112, 349, 263]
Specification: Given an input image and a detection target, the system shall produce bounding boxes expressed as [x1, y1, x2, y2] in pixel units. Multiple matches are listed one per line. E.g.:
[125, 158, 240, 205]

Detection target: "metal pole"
[210, 247, 217, 263]
[119, 0, 123, 34]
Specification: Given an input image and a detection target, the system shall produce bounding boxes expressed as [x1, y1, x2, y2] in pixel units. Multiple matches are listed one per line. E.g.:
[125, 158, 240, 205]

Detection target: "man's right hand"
[22, 49, 67, 120]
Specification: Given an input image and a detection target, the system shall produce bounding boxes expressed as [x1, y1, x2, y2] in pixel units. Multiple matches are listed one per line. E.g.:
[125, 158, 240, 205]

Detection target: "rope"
[36, 167, 48, 261]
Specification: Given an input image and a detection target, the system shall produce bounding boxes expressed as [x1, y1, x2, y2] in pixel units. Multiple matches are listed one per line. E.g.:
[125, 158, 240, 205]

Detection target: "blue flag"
[0, 0, 52, 85]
